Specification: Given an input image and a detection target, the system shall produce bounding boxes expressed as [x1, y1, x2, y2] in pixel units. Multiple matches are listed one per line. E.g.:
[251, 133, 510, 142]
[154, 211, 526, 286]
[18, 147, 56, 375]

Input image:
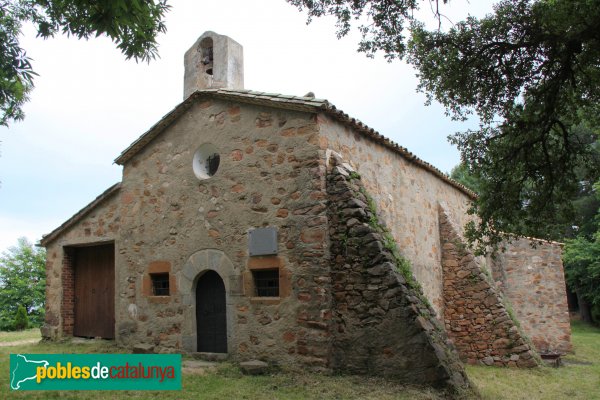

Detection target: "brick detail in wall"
[326, 152, 470, 393]
[439, 205, 538, 367]
[61, 248, 75, 336]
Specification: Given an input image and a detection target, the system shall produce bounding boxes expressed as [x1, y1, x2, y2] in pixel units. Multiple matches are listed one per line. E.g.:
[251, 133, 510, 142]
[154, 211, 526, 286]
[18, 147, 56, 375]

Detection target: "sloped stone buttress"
[439, 205, 539, 367]
[326, 154, 471, 393]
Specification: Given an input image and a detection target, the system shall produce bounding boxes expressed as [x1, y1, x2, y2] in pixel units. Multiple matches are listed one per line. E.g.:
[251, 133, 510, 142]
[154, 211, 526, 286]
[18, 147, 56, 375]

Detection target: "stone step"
[190, 352, 228, 362]
[239, 360, 269, 375]
[182, 360, 218, 375]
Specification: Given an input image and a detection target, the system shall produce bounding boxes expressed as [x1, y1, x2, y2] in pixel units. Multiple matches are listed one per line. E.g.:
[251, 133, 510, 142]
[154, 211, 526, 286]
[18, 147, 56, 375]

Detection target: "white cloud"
[0, 0, 495, 251]
[0, 215, 57, 252]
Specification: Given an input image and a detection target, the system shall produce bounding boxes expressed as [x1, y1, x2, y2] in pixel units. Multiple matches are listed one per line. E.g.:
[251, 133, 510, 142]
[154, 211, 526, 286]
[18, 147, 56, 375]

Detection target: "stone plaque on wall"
[248, 227, 278, 256]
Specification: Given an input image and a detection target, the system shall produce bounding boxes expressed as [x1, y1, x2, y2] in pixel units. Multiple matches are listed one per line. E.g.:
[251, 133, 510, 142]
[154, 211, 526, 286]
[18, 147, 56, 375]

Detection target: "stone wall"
[319, 111, 571, 359]
[439, 205, 538, 367]
[492, 239, 572, 354]
[41, 185, 121, 340]
[326, 153, 470, 393]
[115, 98, 332, 366]
[318, 114, 473, 314]
[42, 91, 571, 377]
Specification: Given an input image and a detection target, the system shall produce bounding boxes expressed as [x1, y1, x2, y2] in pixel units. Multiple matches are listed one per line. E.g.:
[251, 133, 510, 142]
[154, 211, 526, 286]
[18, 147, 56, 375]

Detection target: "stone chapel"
[40, 31, 572, 392]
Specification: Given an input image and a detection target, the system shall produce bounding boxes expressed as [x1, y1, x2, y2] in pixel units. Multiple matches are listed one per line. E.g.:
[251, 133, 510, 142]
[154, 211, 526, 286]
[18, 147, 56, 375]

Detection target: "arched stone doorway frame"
[180, 249, 241, 353]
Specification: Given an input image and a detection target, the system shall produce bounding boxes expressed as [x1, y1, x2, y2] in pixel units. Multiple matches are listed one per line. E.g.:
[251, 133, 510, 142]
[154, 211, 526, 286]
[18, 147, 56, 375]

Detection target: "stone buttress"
[326, 152, 471, 393]
[439, 205, 539, 367]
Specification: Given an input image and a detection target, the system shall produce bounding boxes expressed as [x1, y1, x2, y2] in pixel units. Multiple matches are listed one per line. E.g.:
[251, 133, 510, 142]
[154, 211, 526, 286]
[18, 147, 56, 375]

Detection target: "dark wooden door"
[196, 271, 227, 352]
[73, 244, 115, 339]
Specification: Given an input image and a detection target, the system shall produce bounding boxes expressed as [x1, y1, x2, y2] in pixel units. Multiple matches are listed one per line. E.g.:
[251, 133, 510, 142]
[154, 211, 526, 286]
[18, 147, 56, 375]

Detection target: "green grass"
[0, 328, 41, 343]
[1, 321, 599, 399]
[467, 320, 600, 399]
[0, 339, 443, 399]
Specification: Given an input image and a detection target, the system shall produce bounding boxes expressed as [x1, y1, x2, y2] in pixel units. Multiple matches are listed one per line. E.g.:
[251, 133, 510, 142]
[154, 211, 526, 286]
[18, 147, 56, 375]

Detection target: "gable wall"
[318, 114, 472, 315]
[116, 99, 332, 365]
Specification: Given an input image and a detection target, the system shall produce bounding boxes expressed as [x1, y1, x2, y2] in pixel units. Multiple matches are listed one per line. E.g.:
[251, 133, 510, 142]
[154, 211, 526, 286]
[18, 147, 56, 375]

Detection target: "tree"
[288, 0, 600, 254]
[0, 238, 46, 330]
[0, 0, 170, 126]
[449, 162, 482, 194]
[563, 180, 600, 324]
[13, 305, 29, 330]
[564, 230, 600, 324]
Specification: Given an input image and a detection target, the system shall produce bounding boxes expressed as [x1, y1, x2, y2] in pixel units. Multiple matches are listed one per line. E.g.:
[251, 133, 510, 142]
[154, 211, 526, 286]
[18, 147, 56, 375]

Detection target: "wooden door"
[73, 244, 115, 339]
[196, 271, 227, 352]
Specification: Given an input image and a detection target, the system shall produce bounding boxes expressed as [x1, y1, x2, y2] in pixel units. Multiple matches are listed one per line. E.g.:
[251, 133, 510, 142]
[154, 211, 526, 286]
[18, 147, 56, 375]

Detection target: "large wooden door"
[73, 244, 115, 338]
[196, 271, 227, 352]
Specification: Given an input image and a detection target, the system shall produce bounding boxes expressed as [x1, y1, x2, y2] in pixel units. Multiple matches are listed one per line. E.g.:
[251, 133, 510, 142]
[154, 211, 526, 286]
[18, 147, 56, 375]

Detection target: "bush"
[14, 306, 29, 331]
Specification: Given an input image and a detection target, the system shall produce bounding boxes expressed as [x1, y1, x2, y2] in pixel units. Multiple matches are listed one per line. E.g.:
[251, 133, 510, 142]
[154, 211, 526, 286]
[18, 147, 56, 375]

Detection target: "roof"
[114, 89, 328, 165]
[40, 183, 121, 246]
[114, 88, 476, 198]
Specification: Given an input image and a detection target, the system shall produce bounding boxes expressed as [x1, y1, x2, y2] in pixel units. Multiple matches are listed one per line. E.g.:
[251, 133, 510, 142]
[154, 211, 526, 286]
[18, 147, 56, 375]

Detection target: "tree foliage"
[287, 0, 438, 60]
[410, 0, 600, 252]
[0, 0, 170, 126]
[0, 237, 46, 330]
[564, 232, 600, 323]
[449, 162, 482, 194]
[13, 305, 29, 330]
[563, 181, 600, 323]
[571, 176, 600, 239]
[288, 0, 600, 253]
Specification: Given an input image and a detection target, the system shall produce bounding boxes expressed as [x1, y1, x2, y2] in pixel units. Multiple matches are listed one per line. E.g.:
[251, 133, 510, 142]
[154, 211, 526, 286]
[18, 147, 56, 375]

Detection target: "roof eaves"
[319, 104, 478, 200]
[113, 88, 475, 199]
[114, 92, 203, 165]
[40, 183, 121, 247]
[114, 89, 331, 165]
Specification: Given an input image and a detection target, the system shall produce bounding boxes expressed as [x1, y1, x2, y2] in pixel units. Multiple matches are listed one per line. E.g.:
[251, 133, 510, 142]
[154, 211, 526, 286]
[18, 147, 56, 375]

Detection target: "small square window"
[150, 273, 170, 296]
[253, 269, 279, 297]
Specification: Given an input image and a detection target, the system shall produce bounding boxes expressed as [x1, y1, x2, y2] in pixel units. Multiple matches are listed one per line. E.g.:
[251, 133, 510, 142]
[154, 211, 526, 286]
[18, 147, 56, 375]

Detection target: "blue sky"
[0, 0, 495, 251]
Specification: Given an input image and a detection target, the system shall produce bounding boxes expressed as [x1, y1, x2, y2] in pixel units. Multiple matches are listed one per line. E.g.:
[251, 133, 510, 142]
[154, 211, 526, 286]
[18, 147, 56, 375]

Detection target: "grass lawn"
[1, 339, 441, 400]
[1, 321, 598, 399]
[0, 328, 41, 343]
[467, 320, 600, 400]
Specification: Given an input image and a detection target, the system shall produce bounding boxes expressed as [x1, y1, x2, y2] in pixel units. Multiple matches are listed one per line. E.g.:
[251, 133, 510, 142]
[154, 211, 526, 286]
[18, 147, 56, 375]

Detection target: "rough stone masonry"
[326, 152, 470, 391]
[40, 31, 571, 393]
[439, 206, 538, 367]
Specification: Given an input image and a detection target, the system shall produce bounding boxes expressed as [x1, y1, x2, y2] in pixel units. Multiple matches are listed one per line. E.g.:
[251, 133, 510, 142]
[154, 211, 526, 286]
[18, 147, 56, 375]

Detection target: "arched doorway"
[180, 249, 240, 353]
[196, 270, 227, 353]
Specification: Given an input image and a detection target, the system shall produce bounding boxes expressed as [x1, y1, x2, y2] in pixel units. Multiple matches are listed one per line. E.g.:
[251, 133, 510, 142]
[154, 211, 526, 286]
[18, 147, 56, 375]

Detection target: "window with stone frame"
[252, 269, 279, 297]
[150, 273, 170, 296]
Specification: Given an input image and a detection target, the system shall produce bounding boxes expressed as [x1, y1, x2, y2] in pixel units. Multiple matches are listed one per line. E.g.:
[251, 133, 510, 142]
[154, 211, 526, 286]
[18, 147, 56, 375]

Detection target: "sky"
[0, 0, 496, 252]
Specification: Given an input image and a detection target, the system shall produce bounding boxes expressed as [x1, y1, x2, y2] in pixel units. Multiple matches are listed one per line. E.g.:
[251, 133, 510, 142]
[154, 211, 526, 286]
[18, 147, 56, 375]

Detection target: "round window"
[193, 143, 220, 180]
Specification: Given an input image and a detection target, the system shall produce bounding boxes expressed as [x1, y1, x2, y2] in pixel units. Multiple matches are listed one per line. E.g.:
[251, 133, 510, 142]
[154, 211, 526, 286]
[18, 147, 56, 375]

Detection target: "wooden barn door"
[73, 244, 115, 339]
[196, 271, 227, 353]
